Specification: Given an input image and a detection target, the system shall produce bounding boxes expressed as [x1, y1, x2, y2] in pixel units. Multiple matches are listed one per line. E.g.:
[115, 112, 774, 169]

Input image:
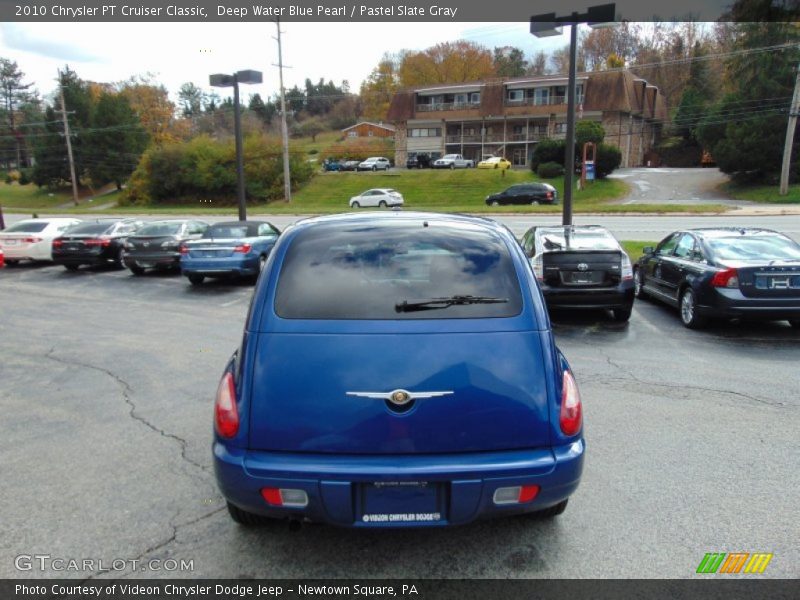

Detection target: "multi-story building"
[387, 70, 667, 168]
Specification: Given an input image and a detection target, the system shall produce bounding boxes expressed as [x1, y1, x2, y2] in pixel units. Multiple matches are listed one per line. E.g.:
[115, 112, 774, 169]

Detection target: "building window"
[553, 123, 567, 134]
[534, 88, 549, 106]
[576, 84, 585, 104]
[508, 89, 524, 102]
[368, 130, 374, 137]
[347, 131, 357, 137]
[454, 93, 467, 106]
[409, 128, 442, 137]
[469, 92, 480, 104]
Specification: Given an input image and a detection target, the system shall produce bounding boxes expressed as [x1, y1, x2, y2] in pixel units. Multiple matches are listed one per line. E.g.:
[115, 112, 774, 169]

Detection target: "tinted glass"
[275, 223, 523, 319]
[136, 222, 184, 236]
[64, 222, 115, 235]
[536, 228, 619, 252]
[705, 235, 800, 261]
[203, 223, 258, 238]
[673, 234, 695, 258]
[4, 221, 48, 233]
[656, 233, 680, 255]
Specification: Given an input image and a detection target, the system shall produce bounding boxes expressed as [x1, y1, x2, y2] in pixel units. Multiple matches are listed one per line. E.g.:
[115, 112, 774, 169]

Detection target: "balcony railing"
[444, 131, 551, 144]
[416, 102, 480, 112]
[504, 95, 584, 107]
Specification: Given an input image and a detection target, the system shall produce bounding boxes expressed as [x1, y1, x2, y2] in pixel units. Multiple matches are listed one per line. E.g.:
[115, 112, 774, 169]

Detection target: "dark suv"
[406, 153, 432, 169]
[521, 225, 634, 321]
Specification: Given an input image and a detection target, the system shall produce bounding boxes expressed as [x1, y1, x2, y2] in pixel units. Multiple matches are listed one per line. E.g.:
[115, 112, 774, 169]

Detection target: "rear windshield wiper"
[395, 295, 509, 313]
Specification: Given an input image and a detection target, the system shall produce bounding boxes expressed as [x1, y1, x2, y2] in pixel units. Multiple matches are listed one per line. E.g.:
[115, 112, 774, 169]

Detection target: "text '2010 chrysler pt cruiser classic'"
[213, 212, 585, 528]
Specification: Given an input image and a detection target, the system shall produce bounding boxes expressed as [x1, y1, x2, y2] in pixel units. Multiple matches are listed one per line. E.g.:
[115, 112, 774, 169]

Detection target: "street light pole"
[231, 74, 246, 221]
[563, 16, 579, 226]
[210, 69, 263, 222]
[531, 3, 616, 226]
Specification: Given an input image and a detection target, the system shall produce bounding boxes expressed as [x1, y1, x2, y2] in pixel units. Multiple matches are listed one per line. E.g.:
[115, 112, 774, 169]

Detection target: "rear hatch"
[543, 250, 622, 288]
[184, 238, 247, 259]
[248, 331, 551, 454]
[55, 234, 111, 257]
[126, 236, 178, 255]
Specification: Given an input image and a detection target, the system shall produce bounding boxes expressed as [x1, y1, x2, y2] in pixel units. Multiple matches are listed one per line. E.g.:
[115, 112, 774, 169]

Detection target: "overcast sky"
[0, 21, 569, 105]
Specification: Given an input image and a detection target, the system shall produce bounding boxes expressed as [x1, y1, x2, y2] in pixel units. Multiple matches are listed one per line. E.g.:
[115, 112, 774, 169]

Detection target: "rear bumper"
[699, 288, 800, 321]
[124, 251, 181, 268]
[53, 251, 113, 266]
[542, 282, 634, 310]
[181, 256, 258, 277]
[214, 440, 584, 527]
[0, 242, 51, 261]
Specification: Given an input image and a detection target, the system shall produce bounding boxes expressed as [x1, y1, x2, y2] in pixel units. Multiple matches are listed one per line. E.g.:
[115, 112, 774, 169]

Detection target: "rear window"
[62, 222, 114, 235]
[705, 235, 800, 261]
[4, 221, 49, 233]
[136, 222, 183, 236]
[275, 223, 523, 319]
[204, 223, 257, 238]
[537, 228, 620, 252]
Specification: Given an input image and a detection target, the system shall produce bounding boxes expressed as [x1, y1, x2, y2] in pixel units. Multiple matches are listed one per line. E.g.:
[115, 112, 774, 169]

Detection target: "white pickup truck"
[432, 154, 475, 169]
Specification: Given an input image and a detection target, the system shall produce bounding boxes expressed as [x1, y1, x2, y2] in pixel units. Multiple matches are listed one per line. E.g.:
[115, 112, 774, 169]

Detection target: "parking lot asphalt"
[1, 262, 798, 579]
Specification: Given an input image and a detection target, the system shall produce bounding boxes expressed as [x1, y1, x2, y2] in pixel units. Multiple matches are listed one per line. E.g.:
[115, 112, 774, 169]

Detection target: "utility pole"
[779, 62, 800, 196]
[56, 70, 80, 206]
[273, 18, 292, 203]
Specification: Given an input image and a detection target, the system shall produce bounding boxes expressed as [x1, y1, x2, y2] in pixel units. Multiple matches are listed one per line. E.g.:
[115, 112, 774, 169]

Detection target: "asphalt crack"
[599, 356, 788, 408]
[44, 348, 211, 472]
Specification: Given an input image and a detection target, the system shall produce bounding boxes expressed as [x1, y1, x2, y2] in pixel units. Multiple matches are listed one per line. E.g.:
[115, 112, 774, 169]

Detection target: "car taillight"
[233, 243, 252, 254]
[85, 238, 111, 247]
[621, 253, 633, 280]
[260, 488, 309, 508]
[214, 372, 239, 438]
[22, 237, 42, 244]
[493, 485, 540, 505]
[179, 245, 189, 255]
[52, 239, 63, 248]
[546, 191, 553, 199]
[559, 370, 582, 436]
[711, 268, 739, 288]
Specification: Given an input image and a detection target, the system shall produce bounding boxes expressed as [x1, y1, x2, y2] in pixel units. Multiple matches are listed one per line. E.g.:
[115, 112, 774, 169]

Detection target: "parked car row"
[0, 217, 281, 286]
[323, 157, 393, 172]
[520, 224, 800, 329]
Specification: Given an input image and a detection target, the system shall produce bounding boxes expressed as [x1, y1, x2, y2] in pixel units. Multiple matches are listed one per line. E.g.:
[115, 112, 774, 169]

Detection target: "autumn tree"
[398, 41, 495, 86]
[178, 82, 206, 117]
[527, 51, 549, 76]
[118, 77, 183, 144]
[359, 52, 402, 120]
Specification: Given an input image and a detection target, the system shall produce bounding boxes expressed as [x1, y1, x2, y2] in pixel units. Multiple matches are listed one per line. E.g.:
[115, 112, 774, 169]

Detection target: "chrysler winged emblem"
[347, 389, 453, 406]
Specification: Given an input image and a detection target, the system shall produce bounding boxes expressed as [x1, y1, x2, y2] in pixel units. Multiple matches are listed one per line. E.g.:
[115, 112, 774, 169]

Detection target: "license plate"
[360, 482, 443, 524]
[5, 239, 17, 245]
[572, 274, 592, 284]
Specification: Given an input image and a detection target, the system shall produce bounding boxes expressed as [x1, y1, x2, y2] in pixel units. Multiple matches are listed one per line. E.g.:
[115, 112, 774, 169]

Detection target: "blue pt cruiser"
[213, 212, 585, 527]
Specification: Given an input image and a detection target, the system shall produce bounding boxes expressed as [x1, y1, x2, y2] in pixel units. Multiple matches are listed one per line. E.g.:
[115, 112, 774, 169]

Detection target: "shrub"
[18, 169, 32, 185]
[5, 169, 20, 184]
[123, 134, 314, 206]
[537, 162, 564, 178]
[308, 148, 319, 155]
[531, 139, 565, 172]
[595, 144, 622, 178]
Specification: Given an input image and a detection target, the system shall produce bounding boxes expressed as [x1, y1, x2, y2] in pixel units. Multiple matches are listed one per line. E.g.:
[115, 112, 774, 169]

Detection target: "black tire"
[258, 254, 267, 272]
[188, 274, 205, 286]
[372, 165, 377, 172]
[788, 320, 800, 328]
[129, 263, 145, 276]
[529, 499, 569, 519]
[226, 502, 271, 526]
[64, 264, 80, 272]
[449, 163, 455, 170]
[634, 268, 648, 299]
[494, 164, 498, 169]
[531, 199, 539, 205]
[490, 200, 500, 207]
[613, 305, 633, 322]
[352, 201, 360, 208]
[378, 200, 387, 208]
[115, 248, 126, 269]
[679, 287, 706, 329]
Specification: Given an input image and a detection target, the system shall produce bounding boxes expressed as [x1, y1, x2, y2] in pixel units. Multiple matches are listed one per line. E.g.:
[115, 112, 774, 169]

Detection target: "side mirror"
[643, 246, 654, 255]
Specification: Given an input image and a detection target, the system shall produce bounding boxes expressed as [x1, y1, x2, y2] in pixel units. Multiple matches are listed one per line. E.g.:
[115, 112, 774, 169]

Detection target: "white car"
[349, 188, 404, 208]
[357, 157, 391, 171]
[0, 218, 82, 263]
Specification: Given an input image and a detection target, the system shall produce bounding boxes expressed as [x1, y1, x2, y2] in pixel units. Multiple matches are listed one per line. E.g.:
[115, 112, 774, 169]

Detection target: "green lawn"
[620, 240, 656, 261]
[718, 181, 800, 204]
[0, 183, 73, 211]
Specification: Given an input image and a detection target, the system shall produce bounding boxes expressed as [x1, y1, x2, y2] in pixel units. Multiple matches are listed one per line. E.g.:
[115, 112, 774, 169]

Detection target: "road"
[1, 262, 797, 579]
[607, 167, 746, 206]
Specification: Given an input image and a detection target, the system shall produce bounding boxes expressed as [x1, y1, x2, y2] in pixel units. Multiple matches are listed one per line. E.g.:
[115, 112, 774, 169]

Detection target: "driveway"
[608, 167, 753, 206]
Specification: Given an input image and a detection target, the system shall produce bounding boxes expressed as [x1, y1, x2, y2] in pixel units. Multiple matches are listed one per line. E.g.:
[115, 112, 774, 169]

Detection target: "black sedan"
[634, 228, 800, 329]
[486, 183, 558, 206]
[52, 219, 143, 271]
[521, 225, 634, 321]
[123, 219, 209, 275]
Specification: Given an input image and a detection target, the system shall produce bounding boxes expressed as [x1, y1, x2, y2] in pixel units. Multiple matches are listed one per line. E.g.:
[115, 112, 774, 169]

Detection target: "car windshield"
[3, 221, 49, 233]
[705, 235, 800, 261]
[63, 222, 115, 235]
[275, 223, 523, 319]
[136, 222, 183, 236]
[537, 229, 619, 251]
